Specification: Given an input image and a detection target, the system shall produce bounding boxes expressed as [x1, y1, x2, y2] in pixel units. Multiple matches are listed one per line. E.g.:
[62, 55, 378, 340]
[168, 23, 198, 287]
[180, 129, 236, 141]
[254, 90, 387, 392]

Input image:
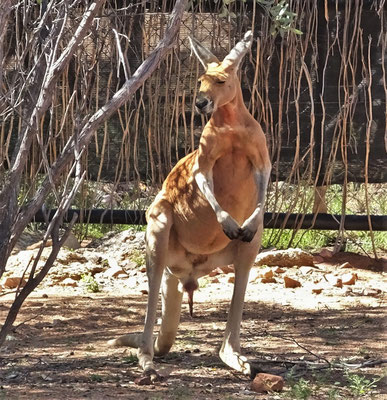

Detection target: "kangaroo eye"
[217, 80, 226, 84]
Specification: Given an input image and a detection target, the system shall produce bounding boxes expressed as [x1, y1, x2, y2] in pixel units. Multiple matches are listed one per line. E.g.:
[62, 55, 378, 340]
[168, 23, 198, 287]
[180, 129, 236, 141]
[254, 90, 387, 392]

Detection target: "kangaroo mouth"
[195, 98, 215, 115]
[195, 104, 214, 115]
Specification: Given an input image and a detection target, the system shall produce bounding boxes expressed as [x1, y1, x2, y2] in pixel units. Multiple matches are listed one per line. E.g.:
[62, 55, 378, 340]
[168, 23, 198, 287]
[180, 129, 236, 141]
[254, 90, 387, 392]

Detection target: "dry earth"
[0, 230, 386, 399]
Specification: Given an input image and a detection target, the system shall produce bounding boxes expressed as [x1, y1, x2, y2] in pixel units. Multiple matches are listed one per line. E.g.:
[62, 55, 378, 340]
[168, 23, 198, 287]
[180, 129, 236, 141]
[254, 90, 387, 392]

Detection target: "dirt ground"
[0, 230, 386, 399]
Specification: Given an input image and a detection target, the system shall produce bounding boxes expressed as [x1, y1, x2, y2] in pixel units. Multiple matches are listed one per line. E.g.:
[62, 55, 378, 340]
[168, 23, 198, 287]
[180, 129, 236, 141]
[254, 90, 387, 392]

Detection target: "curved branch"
[12, 0, 187, 250]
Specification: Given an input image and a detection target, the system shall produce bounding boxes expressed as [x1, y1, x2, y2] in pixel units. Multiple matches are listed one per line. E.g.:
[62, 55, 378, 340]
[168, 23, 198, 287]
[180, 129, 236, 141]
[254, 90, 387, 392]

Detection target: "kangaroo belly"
[160, 148, 258, 255]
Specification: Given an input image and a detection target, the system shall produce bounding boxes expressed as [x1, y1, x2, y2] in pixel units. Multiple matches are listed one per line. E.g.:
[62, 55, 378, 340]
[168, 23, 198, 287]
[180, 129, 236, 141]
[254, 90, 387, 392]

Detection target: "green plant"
[81, 273, 100, 293]
[169, 385, 192, 399]
[122, 354, 138, 364]
[327, 386, 341, 400]
[346, 372, 380, 396]
[288, 378, 313, 400]
[130, 249, 145, 267]
[218, 0, 302, 37]
[258, 0, 303, 36]
[199, 276, 212, 288]
[89, 374, 103, 382]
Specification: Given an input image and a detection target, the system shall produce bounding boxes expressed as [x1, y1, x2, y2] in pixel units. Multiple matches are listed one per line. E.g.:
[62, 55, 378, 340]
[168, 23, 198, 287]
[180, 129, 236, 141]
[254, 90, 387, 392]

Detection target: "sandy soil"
[0, 230, 386, 399]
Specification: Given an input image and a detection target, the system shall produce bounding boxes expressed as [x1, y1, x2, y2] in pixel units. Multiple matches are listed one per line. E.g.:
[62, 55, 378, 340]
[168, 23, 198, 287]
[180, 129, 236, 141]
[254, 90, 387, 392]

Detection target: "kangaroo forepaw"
[238, 227, 256, 242]
[223, 227, 241, 240]
[218, 212, 241, 240]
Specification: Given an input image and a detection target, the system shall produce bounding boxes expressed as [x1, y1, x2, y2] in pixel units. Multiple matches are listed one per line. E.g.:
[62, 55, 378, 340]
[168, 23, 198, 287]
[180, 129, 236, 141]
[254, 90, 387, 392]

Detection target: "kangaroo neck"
[211, 86, 249, 127]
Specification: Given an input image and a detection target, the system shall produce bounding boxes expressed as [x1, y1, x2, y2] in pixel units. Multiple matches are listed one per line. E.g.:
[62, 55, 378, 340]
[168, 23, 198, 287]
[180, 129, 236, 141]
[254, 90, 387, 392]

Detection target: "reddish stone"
[284, 276, 301, 288]
[251, 373, 285, 393]
[4, 277, 27, 289]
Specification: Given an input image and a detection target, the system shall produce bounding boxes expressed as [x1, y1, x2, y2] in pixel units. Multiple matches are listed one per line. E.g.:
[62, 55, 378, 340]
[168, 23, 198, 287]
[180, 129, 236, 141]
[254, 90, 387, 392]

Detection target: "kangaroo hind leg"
[137, 199, 174, 380]
[154, 268, 183, 356]
[219, 231, 262, 378]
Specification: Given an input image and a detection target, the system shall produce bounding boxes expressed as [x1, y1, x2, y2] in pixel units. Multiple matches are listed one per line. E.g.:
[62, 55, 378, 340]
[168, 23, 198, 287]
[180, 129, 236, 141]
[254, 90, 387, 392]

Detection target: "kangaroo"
[109, 31, 271, 382]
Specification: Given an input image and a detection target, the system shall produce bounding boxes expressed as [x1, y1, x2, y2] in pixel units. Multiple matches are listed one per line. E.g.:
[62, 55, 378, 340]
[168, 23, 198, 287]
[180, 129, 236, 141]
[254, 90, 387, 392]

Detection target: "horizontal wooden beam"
[32, 209, 386, 231]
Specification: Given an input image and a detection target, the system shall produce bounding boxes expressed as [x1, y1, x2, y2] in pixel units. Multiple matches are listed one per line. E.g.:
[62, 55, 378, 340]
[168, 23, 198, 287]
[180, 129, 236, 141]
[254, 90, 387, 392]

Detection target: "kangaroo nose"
[195, 96, 209, 110]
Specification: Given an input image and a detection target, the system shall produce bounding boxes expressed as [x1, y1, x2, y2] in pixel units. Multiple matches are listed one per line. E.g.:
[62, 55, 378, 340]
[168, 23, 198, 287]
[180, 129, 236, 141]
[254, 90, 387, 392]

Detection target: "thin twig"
[252, 330, 331, 365]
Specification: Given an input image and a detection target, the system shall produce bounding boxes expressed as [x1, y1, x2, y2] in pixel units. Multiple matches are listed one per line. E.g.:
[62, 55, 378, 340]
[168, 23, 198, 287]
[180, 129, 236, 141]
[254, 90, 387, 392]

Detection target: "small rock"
[135, 375, 153, 386]
[324, 274, 343, 288]
[138, 283, 148, 295]
[319, 248, 333, 258]
[250, 267, 273, 282]
[284, 276, 301, 288]
[273, 266, 285, 274]
[57, 253, 87, 265]
[104, 266, 127, 278]
[220, 265, 234, 274]
[61, 278, 78, 287]
[52, 318, 66, 327]
[260, 277, 277, 284]
[63, 232, 81, 250]
[251, 373, 284, 393]
[255, 248, 314, 267]
[27, 240, 53, 250]
[363, 288, 382, 297]
[249, 269, 261, 282]
[126, 276, 138, 288]
[341, 273, 358, 285]
[339, 262, 353, 269]
[262, 268, 274, 279]
[312, 287, 323, 294]
[209, 267, 224, 277]
[125, 260, 138, 269]
[4, 277, 27, 289]
[5, 372, 19, 380]
[313, 255, 324, 263]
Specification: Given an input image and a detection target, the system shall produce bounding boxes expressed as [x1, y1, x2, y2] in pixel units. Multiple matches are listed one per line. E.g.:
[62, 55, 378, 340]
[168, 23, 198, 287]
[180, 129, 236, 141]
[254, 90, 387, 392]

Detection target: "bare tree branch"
[11, 0, 187, 253]
[0, 0, 187, 345]
[0, 0, 106, 276]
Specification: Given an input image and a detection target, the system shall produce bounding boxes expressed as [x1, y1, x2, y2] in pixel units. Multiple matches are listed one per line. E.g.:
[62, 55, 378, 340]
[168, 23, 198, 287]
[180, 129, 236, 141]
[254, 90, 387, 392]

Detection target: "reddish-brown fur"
[109, 31, 271, 382]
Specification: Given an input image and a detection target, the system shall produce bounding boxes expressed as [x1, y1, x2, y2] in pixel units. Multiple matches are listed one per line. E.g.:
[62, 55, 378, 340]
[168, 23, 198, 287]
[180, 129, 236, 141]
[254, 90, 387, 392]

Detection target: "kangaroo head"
[189, 31, 253, 115]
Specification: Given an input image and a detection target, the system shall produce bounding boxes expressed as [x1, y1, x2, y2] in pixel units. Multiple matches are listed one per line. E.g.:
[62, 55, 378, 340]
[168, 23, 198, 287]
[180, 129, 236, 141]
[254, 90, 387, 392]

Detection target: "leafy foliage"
[287, 377, 313, 399]
[218, 0, 302, 37]
[81, 273, 100, 293]
[257, 0, 302, 36]
[345, 372, 381, 396]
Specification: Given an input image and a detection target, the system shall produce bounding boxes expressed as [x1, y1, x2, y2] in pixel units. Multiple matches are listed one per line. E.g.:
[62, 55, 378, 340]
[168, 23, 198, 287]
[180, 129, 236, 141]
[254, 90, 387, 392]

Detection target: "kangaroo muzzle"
[195, 94, 214, 115]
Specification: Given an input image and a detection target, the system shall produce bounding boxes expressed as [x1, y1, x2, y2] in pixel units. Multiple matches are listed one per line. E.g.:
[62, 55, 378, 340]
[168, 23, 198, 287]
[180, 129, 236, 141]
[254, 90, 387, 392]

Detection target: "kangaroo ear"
[188, 36, 220, 69]
[223, 30, 253, 69]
